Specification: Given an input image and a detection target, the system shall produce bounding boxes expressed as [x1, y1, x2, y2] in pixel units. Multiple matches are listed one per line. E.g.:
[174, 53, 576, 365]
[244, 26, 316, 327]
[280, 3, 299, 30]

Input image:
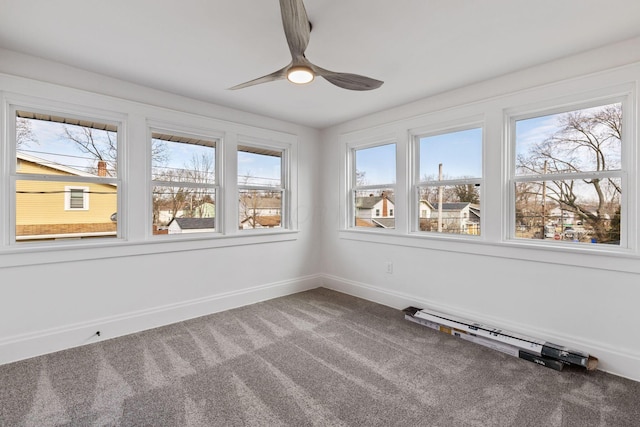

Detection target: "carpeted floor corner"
[1, 287, 639, 426]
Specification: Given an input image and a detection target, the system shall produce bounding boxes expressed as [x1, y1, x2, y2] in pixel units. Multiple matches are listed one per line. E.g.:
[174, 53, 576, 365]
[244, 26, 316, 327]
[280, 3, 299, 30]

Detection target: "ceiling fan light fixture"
[287, 66, 314, 84]
[228, 0, 383, 91]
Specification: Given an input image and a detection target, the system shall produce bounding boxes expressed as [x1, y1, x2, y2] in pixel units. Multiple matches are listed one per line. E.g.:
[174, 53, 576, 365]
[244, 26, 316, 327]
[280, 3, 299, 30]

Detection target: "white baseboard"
[320, 274, 640, 383]
[0, 274, 322, 366]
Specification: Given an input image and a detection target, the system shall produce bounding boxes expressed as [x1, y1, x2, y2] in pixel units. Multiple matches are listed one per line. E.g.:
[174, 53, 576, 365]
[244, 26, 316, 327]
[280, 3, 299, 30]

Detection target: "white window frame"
[0, 81, 299, 267]
[505, 90, 633, 252]
[409, 121, 484, 239]
[237, 137, 292, 232]
[148, 123, 223, 239]
[64, 186, 89, 210]
[6, 99, 123, 247]
[348, 139, 397, 231]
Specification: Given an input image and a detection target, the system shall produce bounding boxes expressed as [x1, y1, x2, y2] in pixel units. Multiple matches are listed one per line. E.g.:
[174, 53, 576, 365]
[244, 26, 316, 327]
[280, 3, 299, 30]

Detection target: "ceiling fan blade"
[279, 0, 311, 59]
[228, 66, 288, 90]
[311, 65, 384, 91]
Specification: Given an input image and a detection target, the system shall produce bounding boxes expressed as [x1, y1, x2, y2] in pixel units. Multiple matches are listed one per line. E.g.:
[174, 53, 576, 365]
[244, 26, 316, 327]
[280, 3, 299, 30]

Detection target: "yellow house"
[16, 153, 117, 241]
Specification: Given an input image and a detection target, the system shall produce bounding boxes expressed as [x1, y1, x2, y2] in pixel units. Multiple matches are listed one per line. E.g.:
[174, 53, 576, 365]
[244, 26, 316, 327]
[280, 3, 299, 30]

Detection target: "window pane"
[151, 134, 216, 184]
[515, 103, 621, 176]
[354, 189, 395, 229]
[238, 147, 282, 187]
[69, 189, 85, 209]
[355, 144, 395, 186]
[239, 189, 282, 229]
[419, 128, 482, 180]
[515, 178, 620, 245]
[16, 111, 118, 178]
[16, 180, 117, 241]
[418, 184, 481, 235]
[152, 186, 216, 235]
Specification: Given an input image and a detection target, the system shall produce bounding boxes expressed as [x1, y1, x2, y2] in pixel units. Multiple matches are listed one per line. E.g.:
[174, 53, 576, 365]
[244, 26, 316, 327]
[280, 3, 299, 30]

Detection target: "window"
[414, 127, 482, 236]
[512, 101, 623, 246]
[151, 130, 218, 236]
[13, 109, 119, 242]
[352, 142, 396, 229]
[238, 144, 286, 230]
[65, 187, 88, 210]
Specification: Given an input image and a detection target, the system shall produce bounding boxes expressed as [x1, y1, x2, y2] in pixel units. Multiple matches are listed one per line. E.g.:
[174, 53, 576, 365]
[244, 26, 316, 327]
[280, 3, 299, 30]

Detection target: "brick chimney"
[382, 192, 388, 217]
[97, 160, 107, 177]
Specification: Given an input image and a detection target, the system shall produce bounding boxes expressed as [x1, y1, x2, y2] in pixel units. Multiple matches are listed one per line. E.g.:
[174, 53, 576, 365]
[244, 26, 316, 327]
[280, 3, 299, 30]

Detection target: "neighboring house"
[419, 201, 480, 235]
[546, 206, 577, 227]
[240, 215, 281, 229]
[239, 196, 281, 229]
[193, 202, 215, 218]
[167, 217, 215, 234]
[156, 203, 214, 226]
[355, 193, 395, 228]
[16, 153, 117, 240]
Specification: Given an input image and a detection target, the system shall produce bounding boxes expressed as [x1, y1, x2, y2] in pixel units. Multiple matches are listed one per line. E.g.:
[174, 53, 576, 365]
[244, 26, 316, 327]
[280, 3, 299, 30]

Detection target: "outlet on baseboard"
[385, 261, 393, 274]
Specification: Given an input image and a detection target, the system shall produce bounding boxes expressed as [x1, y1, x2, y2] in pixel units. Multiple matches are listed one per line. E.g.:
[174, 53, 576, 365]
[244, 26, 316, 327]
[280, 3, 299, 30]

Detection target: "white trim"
[0, 274, 322, 366]
[236, 135, 296, 232]
[147, 122, 222, 239]
[337, 63, 639, 269]
[320, 273, 640, 382]
[347, 140, 398, 231]
[0, 229, 299, 268]
[504, 88, 633, 249]
[0, 74, 301, 261]
[64, 185, 89, 210]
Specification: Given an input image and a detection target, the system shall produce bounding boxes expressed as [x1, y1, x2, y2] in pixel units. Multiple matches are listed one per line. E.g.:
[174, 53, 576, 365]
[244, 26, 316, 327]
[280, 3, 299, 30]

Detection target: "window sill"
[0, 230, 299, 268]
[338, 229, 640, 274]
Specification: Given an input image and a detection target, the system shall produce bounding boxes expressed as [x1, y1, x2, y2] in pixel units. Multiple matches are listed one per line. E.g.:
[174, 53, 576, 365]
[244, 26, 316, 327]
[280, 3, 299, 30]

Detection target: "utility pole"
[438, 163, 443, 233]
[542, 160, 547, 238]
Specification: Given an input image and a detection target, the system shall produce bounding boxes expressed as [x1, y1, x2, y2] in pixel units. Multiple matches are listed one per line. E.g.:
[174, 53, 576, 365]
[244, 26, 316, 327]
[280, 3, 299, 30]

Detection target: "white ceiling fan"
[229, 0, 383, 91]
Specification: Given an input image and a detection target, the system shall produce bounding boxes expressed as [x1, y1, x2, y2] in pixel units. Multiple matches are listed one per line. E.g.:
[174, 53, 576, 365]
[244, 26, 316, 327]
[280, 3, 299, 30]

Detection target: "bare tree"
[64, 125, 168, 175]
[516, 104, 622, 242]
[16, 118, 37, 147]
[63, 126, 117, 175]
[419, 173, 478, 204]
[239, 171, 259, 228]
[452, 183, 480, 204]
[186, 153, 215, 218]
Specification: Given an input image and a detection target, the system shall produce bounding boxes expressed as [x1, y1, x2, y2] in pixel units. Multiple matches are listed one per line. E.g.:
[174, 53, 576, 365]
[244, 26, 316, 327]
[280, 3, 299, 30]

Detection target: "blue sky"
[23, 111, 606, 186]
[19, 119, 113, 174]
[355, 143, 396, 185]
[354, 128, 484, 185]
[419, 127, 482, 180]
[237, 151, 281, 186]
[21, 118, 282, 185]
[515, 115, 559, 158]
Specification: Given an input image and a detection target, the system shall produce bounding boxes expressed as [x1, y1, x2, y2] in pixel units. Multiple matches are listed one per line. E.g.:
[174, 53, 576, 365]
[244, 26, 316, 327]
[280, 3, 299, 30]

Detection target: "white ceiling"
[1, 0, 639, 129]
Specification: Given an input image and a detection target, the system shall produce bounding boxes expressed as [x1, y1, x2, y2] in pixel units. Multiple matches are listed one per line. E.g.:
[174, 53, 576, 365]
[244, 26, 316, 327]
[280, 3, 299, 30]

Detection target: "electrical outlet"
[386, 262, 393, 274]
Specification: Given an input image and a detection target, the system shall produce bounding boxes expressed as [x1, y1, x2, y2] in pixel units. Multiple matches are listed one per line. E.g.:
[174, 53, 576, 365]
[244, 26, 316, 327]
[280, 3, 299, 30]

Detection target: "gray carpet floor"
[1, 287, 639, 426]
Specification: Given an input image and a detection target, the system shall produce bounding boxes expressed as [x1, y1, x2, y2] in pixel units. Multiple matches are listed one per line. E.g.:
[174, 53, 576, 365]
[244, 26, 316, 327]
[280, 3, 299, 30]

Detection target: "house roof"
[241, 215, 281, 227]
[431, 202, 472, 211]
[372, 218, 395, 229]
[355, 196, 395, 209]
[355, 218, 376, 228]
[168, 217, 215, 229]
[469, 206, 481, 220]
[18, 153, 118, 191]
[18, 152, 101, 178]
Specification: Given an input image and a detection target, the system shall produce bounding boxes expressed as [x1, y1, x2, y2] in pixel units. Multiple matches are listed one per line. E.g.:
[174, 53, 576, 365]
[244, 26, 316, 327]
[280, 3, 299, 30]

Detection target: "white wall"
[3, 36, 640, 383]
[0, 48, 323, 364]
[320, 37, 640, 381]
